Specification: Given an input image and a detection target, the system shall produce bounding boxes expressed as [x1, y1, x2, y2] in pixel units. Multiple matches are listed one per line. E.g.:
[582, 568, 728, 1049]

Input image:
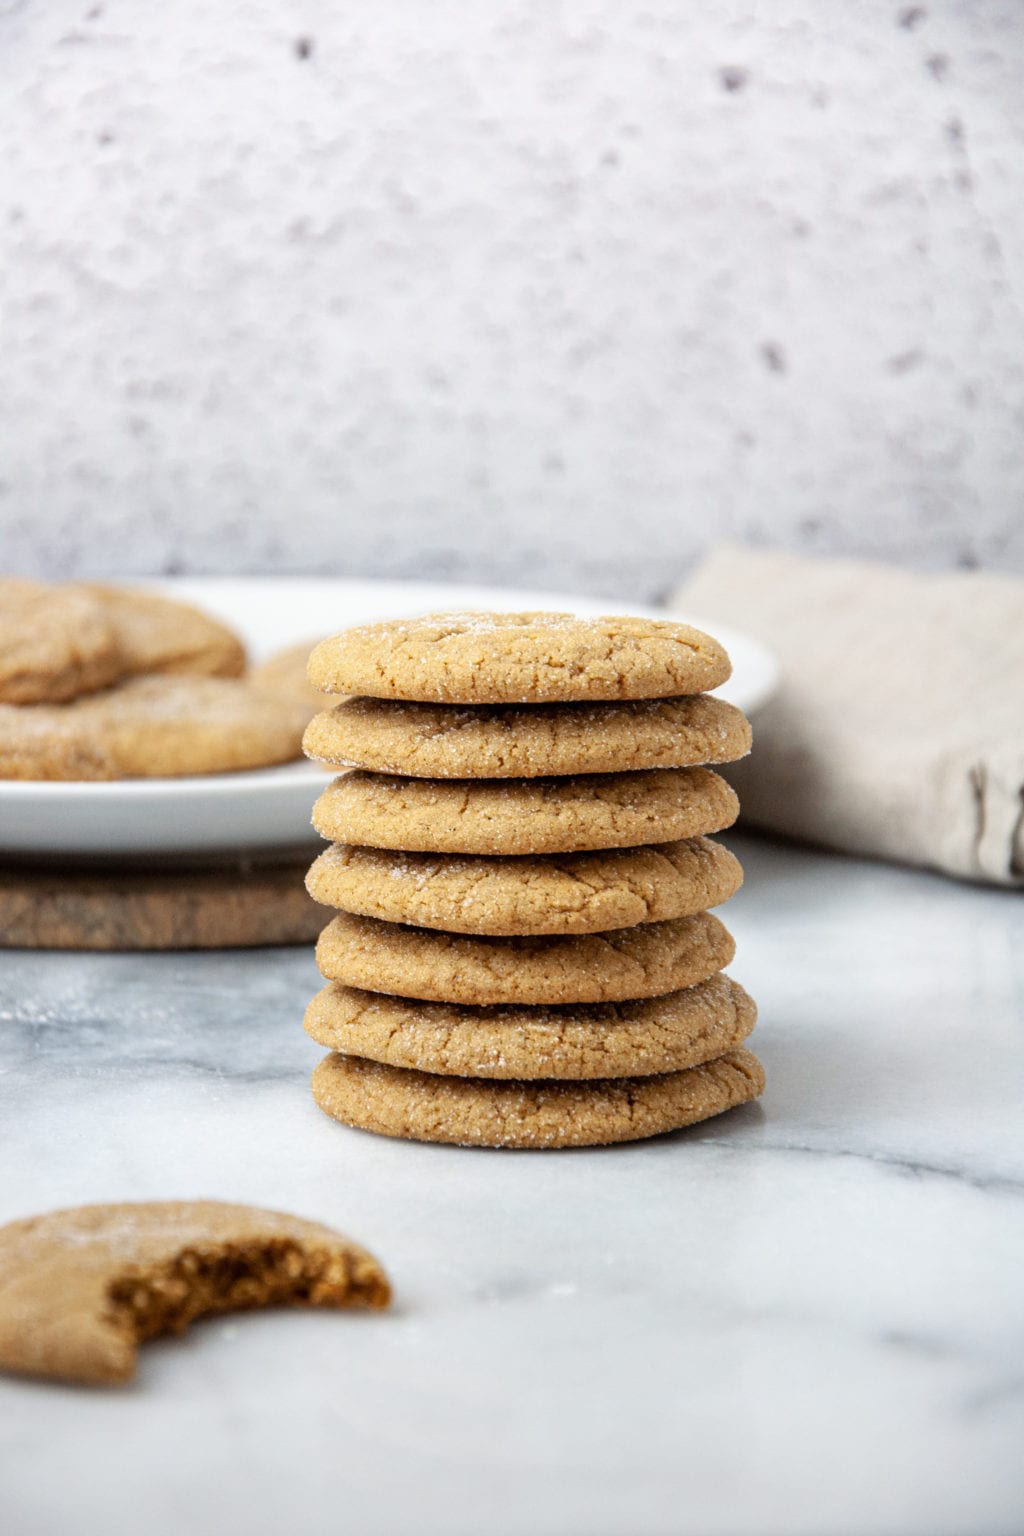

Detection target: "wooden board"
[0, 860, 328, 950]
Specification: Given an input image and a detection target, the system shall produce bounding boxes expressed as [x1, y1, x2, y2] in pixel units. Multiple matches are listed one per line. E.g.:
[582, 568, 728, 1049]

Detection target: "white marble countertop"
[2, 835, 1022, 1536]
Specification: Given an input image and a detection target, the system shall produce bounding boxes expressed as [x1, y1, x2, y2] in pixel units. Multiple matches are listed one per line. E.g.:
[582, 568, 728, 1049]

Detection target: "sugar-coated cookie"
[303, 692, 751, 778]
[305, 973, 756, 1079]
[306, 836, 742, 935]
[0, 1201, 390, 1386]
[0, 676, 309, 779]
[0, 578, 122, 704]
[311, 1047, 765, 1147]
[0, 702, 118, 779]
[315, 909, 735, 1005]
[307, 611, 731, 704]
[312, 766, 738, 855]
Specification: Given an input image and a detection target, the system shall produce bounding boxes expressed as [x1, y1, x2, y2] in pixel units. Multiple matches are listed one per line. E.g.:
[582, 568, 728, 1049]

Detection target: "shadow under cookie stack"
[301, 612, 765, 1149]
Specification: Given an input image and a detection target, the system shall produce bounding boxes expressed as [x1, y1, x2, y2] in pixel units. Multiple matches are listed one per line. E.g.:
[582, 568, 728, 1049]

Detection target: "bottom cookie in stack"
[310, 1048, 764, 1150]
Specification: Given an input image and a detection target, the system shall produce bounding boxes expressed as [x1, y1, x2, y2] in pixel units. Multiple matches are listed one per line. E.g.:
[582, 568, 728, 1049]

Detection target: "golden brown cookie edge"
[310, 1048, 765, 1147]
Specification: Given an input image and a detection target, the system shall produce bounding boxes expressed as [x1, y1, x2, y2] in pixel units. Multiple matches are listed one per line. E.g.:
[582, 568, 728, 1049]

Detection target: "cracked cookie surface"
[0, 1200, 390, 1386]
[306, 836, 743, 935]
[312, 766, 738, 855]
[0, 579, 122, 704]
[315, 909, 735, 1005]
[307, 611, 731, 704]
[311, 1047, 765, 1147]
[303, 692, 751, 778]
[305, 972, 756, 1079]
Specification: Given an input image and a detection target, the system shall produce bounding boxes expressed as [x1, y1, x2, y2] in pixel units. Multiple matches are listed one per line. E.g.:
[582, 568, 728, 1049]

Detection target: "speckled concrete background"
[1, 1, 1022, 600]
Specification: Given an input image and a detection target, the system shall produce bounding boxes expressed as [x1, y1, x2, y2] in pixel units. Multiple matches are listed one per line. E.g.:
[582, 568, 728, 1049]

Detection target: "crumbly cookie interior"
[106, 1238, 390, 1343]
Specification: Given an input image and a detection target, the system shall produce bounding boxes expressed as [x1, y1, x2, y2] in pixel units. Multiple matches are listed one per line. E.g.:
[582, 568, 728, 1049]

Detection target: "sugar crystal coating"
[307, 611, 731, 704]
[301, 609, 762, 1147]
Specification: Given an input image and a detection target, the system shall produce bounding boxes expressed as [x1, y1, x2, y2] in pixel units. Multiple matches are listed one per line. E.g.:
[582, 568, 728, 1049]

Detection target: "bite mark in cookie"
[0, 1201, 390, 1386]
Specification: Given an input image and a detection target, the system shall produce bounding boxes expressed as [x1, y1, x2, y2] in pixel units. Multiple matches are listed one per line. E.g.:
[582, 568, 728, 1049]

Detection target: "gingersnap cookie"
[0, 1200, 390, 1386]
[0, 701, 118, 779]
[304, 691, 751, 778]
[91, 677, 310, 776]
[0, 578, 122, 704]
[311, 1047, 765, 1148]
[316, 909, 734, 1005]
[0, 676, 309, 780]
[251, 641, 334, 715]
[306, 836, 742, 936]
[307, 611, 731, 704]
[74, 584, 246, 678]
[312, 766, 738, 856]
[305, 972, 756, 1079]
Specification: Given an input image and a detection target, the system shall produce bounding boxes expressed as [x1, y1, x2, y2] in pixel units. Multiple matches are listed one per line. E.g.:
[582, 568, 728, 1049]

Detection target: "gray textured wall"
[1, 0, 1022, 601]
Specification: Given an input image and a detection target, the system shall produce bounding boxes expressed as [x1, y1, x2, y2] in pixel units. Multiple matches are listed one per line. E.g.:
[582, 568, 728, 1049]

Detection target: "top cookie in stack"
[302, 612, 764, 1149]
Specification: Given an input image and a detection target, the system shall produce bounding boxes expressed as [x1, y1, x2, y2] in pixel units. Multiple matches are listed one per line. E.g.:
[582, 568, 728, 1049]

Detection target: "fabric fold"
[672, 546, 1023, 886]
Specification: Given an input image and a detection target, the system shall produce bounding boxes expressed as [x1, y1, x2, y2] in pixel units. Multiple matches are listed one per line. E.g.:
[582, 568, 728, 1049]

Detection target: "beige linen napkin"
[672, 546, 1024, 886]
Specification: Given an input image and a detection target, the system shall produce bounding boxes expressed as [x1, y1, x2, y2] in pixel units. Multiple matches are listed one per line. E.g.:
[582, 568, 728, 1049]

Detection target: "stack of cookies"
[301, 612, 765, 1149]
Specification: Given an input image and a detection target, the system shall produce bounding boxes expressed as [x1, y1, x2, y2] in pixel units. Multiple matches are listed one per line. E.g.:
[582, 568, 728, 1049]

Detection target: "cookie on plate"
[0, 701, 119, 780]
[307, 611, 731, 704]
[84, 677, 310, 776]
[305, 972, 757, 1079]
[311, 767, 739, 856]
[0, 676, 309, 779]
[0, 578, 122, 704]
[0, 1200, 390, 1386]
[74, 584, 246, 678]
[305, 836, 743, 935]
[311, 1047, 765, 1147]
[315, 909, 735, 1006]
[303, 692, 751, 778]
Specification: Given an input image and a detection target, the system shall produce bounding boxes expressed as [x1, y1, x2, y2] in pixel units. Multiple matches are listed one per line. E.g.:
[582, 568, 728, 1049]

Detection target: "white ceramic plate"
[0, 578, 778, 861]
